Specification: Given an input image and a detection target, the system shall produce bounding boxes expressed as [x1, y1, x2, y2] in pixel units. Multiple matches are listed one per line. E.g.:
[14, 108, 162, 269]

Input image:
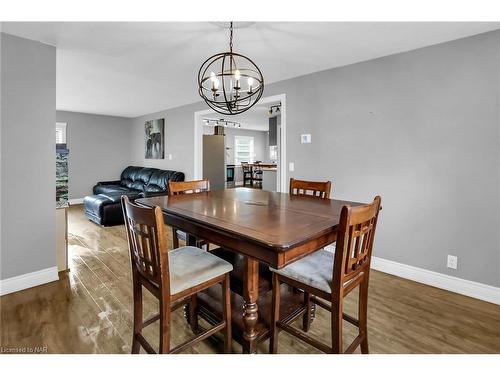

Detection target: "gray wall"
[131, 102, 209, 179]
[1, 33, 56, 279]
[56, 111, 133, 199]
[269, 30, 500, 287]
[130, 30, 500, 287]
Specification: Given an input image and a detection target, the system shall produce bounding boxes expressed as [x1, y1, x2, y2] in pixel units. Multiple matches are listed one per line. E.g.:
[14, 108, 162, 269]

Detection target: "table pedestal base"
[194, 284, 308, 353]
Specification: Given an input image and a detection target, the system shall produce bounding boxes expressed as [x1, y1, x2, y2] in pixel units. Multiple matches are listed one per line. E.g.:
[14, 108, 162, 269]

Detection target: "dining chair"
[121, 195, 233, 354]
[289, 178, 332, 199]
[289, 177, 333, 331]
[269, 196, 382, 354]
[241, 162, 253, 187]
[168, 179, 210, 250]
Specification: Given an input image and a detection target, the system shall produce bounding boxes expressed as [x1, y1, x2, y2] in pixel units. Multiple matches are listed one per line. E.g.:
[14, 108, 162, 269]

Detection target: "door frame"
[193, 93, 287, 192]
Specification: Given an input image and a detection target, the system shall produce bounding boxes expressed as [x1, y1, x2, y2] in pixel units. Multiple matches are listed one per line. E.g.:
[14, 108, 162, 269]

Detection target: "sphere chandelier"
[198, 22, 264, 115]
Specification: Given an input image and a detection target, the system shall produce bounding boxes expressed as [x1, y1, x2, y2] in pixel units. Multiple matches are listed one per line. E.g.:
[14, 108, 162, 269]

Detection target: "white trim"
[0, 267, 59, 296]
[371, 256, 500, 305]
[193, 93, 287, 192]
[68, 198, 84, 205]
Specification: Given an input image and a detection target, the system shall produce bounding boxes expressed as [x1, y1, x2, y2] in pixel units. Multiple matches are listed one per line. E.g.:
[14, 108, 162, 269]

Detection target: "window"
[269, 145, 278, 162]
[234, 136, 255, 164]
[56, 122, 67, 145]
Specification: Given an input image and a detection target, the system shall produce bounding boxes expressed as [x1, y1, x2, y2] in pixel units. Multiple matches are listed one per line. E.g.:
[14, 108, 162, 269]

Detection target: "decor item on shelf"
[56, 146, 69, 207]
[268, 102, 281, 116]
[203, 118, 242, 128]
[198, 22, 264, 115]
[145, 118, 165, 159]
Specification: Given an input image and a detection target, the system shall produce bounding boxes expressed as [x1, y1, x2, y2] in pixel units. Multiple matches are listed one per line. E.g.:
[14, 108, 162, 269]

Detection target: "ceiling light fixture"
[268, 103, 282, 116]
[198, 22, 264, 115]
[203, 118, 242, 128]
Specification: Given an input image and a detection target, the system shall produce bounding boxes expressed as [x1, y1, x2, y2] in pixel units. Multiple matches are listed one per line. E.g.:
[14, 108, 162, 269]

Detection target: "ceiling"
[2, 22, 499, 118]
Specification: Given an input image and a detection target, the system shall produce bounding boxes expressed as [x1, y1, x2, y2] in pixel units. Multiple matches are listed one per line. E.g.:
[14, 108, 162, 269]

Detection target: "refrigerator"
[203, 134, 226, 191]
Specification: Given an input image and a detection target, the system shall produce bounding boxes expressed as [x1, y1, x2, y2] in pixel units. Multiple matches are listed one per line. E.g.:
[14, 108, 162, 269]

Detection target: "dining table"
[136, 187, 364, 353]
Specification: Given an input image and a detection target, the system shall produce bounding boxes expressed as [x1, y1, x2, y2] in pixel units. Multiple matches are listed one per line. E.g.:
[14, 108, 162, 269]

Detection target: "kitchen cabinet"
[269, 116, 278, 147]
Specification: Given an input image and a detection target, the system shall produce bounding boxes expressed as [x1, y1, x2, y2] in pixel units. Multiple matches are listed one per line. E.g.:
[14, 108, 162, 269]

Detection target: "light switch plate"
[168, 154, 173, 160]
[289, 162, 295, 172]
[301, 134, 311, 144]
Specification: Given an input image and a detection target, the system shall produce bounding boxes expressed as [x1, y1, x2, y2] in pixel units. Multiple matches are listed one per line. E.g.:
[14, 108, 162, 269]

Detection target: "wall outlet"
[289, 162, 295, 172]
[447, 255, 458, 270]
[168, 154, 173, 160]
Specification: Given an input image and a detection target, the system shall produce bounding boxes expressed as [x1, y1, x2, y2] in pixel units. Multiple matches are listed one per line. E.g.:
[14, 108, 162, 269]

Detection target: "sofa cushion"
[99, 191, 142, 203]
[93, 184, 131, 195]
[84, 194, 125, 226]
[84, 194, 113, 219]
[145, 170, 185, 194]
[120, 166, 155, 191]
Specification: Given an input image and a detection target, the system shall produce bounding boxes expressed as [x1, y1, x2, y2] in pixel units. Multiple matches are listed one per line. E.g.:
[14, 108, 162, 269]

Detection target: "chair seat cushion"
[169, 246, 233, 295]
[270, 249, 335, 294]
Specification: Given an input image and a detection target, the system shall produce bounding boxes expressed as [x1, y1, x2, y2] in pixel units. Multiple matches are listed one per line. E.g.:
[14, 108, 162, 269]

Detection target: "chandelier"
[198, 22, 264, 115]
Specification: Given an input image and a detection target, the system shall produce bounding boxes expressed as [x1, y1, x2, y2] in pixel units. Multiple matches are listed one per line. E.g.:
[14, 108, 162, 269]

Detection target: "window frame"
[56, 122, 67, 145]
[234, 135, 255, 165]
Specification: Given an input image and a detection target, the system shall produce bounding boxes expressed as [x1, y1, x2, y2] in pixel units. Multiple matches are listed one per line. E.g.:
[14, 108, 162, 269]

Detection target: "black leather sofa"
[84, 166, 185, 226]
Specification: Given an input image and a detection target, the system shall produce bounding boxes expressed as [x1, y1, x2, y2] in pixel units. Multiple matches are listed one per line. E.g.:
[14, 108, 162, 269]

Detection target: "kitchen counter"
[262, 169, 278, 192]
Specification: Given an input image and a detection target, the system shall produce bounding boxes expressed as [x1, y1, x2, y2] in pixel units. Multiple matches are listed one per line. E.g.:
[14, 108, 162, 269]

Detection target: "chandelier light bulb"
[234, 69, 241, 81]
[210, 72, 217, 82]
[247, 77, 254, 86]
[213, 78, 220, 89]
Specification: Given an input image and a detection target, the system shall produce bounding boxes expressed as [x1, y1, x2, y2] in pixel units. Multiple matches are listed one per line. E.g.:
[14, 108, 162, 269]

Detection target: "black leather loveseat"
[84, 166, 184, 226]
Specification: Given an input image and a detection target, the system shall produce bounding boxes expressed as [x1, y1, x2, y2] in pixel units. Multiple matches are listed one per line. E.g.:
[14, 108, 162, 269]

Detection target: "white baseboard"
[0, 267, 59, 296]
[371, 256, 500, 305]
[68, 198, 84, 205]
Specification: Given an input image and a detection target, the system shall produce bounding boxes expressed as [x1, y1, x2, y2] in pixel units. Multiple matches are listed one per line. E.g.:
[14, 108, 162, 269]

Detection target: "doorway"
[193, 94, 286, 192]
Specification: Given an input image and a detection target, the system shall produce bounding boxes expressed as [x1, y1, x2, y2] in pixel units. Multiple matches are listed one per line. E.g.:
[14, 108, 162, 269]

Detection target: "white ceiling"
[2, 22, 499, 118]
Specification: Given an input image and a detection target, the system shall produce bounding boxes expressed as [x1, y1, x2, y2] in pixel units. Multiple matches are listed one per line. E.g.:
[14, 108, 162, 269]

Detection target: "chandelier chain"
[229, 22, 233, 53]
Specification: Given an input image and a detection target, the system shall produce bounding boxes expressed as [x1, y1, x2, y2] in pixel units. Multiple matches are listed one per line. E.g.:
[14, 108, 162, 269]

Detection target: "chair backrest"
[289, 178, 332, 199]
[121, 195, 169, 294]
[332, 196, 381, 297]
[168, 179, 210, 196]
[241, 162, 252, 173]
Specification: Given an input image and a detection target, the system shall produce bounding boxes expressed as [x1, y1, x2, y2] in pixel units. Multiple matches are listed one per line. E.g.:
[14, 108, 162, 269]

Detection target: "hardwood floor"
[1, 204, 499, 354]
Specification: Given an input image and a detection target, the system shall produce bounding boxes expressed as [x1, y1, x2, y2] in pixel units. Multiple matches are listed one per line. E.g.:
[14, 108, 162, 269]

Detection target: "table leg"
[242, 257, 259, 354]
[185, 233, 198, 246]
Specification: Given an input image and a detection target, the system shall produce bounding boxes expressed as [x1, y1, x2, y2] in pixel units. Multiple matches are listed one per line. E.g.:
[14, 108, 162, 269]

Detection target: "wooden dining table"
[137, 188, 364, 353]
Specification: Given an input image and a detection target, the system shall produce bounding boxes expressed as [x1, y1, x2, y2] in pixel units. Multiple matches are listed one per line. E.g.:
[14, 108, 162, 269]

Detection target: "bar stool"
[168, 179, 210, 250]
[269, 196, 381, 354]
[289, 178, 332, 199]
[289, 177, 333, 331]
[241, 162, 253, 187]
[121, 195, 233, 354]
[252, 161, 263, 188]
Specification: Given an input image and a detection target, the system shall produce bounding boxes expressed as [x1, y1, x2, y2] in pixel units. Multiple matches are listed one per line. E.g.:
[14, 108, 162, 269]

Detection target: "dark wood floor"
[1, 204, 499, 354]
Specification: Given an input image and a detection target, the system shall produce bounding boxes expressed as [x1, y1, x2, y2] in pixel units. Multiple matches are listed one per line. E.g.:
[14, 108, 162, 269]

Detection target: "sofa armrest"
[95, 180, 122, 186]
